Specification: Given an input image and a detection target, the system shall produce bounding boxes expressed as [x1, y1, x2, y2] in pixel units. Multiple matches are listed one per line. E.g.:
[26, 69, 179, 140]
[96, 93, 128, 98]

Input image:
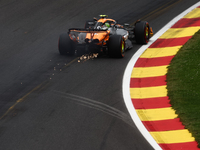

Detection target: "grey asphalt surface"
[0, 0, 199, 149]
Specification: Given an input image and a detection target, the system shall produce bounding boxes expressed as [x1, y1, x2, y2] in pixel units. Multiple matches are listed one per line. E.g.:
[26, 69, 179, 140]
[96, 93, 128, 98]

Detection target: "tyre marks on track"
[130, 5, 200, 150]
[54, 91, 134, 127]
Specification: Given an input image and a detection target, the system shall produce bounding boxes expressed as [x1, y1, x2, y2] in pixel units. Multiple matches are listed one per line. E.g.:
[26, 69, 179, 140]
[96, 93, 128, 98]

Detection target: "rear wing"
[68, 28, 108, 33]
[68, 28, 110, 44]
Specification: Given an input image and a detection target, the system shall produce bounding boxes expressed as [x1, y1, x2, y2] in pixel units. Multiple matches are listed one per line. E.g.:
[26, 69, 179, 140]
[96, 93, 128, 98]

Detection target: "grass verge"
[167, 30, 200, 147]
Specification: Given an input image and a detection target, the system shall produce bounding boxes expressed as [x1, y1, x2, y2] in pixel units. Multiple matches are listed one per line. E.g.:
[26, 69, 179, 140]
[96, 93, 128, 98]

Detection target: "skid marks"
[54, 91, 134, 127]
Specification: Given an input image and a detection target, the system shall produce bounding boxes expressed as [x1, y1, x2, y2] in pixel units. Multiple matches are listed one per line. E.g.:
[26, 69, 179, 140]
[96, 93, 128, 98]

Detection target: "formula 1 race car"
[58, 15, 153, 58]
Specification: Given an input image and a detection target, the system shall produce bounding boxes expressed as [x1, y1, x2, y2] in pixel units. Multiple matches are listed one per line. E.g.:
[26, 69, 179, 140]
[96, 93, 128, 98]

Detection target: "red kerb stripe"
[143, 118, 184, 131]
[134, 56, 174, 67]
[171, 18, 200, 28]
[149, 37, 192, 48]
[159, 142, 199, 150]
[130, 76, 166, 88]
[132, 96, 171, 109]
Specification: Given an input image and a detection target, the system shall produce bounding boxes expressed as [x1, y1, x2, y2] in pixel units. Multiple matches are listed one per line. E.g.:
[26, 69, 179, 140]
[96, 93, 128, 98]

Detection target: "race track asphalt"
[0, 0, 199, 149]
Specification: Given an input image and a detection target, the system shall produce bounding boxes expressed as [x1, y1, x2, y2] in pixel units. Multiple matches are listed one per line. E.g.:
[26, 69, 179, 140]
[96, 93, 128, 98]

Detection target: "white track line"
[122, 2, 200, 150]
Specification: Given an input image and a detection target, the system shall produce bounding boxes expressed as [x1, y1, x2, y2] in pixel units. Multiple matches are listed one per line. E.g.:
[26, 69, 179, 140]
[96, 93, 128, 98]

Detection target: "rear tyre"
[58, 33, 75, 55]
[108, 35, 125, 58]
[135, 21, 150, 44]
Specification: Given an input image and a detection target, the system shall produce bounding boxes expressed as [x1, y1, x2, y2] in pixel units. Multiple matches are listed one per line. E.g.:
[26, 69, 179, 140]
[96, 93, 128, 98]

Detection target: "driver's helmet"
[97, 22, 110, 30]
[105, 22, 110, 28]
[101, 22, 110, 30]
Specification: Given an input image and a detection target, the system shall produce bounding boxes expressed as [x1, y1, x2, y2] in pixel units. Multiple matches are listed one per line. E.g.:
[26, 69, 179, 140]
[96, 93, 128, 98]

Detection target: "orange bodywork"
[97, 18, 116, 24]
[150, 27, 153, 37]
[86, 31, 110, 45]
[69, 30, 110, 45]
[69, 18, 118, 45]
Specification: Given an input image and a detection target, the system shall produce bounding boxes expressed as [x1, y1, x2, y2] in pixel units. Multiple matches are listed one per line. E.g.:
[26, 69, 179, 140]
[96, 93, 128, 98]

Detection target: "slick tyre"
[108, 35, 125, 58]
[58, 33, 75, 55]
[135, 21, 150, 44]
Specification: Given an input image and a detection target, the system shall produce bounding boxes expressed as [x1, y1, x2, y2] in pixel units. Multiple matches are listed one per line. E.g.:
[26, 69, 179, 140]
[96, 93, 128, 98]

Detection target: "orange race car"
[58, 15, 153, 58]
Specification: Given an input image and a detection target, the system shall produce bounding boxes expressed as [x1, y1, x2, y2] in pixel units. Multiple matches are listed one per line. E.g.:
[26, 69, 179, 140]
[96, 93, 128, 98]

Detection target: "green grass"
[167, 30, 200, 147]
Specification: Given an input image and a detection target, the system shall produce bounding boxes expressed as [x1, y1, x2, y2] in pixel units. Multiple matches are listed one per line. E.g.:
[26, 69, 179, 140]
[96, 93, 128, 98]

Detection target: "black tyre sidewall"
[108, 35, 124, 58]
[58, 33, 75, 55]
[135, 21, 150, 44]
